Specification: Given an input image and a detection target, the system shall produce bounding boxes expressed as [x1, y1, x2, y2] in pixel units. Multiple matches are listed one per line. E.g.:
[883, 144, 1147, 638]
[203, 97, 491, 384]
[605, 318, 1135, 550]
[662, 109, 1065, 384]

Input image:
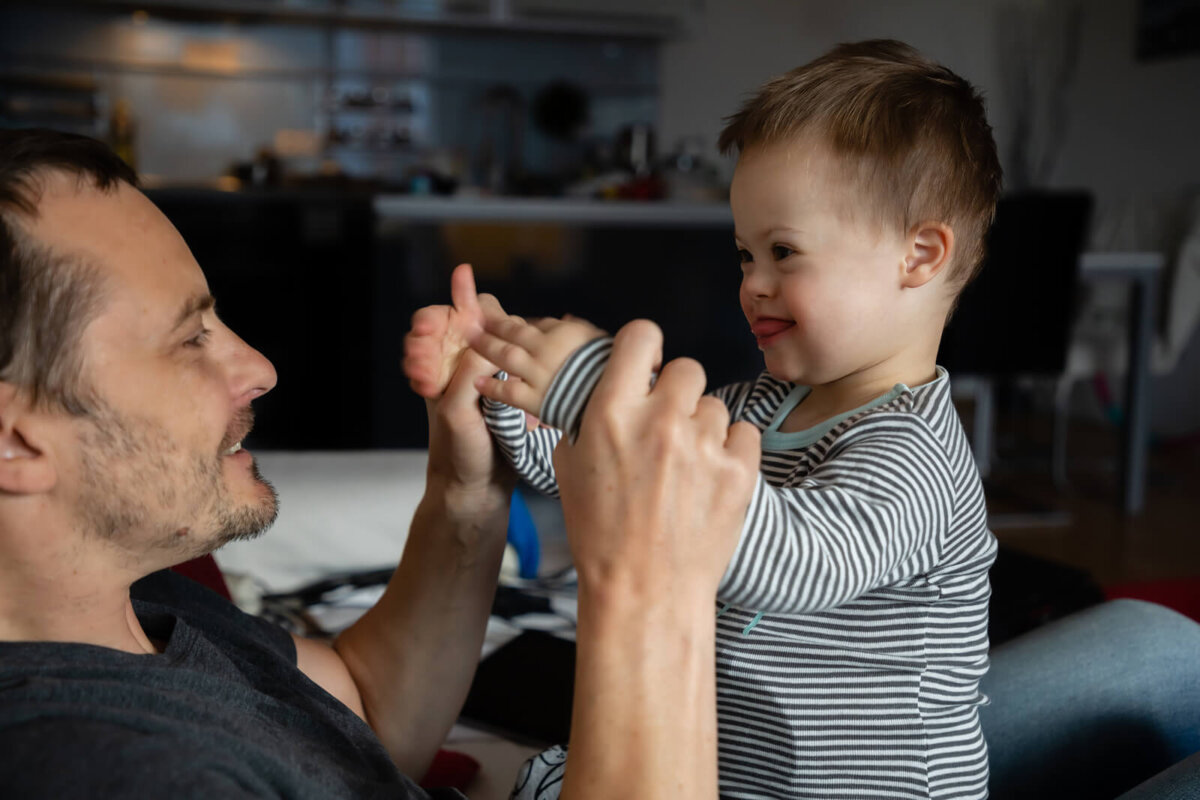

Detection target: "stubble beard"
[75, 401, 279, 563]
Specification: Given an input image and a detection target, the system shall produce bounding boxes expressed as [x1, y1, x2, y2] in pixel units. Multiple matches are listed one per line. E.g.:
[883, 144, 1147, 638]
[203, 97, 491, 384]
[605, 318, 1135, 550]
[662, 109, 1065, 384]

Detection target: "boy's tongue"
[752, 318, 794, 338]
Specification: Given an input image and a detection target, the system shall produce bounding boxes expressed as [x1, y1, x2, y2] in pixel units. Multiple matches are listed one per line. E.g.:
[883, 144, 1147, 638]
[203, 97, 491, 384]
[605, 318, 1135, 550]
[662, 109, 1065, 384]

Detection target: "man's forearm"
[333, 476, 510, 777]
[562, 582, 720, 800]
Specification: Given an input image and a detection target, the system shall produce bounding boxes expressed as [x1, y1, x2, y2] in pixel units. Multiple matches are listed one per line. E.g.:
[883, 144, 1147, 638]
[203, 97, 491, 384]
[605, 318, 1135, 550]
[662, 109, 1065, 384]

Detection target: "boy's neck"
[778, 358, 938, 434]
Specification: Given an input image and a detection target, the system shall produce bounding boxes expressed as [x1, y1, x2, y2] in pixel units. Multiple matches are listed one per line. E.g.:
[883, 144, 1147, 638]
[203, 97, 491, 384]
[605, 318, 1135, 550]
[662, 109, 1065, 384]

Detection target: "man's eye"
[772, 245, 794, 261]
[737, 248, 753, 264]
[184, 329, 212, 348]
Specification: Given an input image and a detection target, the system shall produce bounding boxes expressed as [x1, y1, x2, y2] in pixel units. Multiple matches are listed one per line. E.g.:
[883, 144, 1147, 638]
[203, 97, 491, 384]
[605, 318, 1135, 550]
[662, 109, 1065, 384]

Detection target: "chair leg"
[1052, 376, 1073, 487]
[972, 377, 994, 479]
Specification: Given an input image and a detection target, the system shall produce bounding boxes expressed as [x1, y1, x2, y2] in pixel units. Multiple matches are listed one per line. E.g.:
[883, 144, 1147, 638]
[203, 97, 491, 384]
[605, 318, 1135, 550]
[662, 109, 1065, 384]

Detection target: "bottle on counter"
[108, 98, 138, 171]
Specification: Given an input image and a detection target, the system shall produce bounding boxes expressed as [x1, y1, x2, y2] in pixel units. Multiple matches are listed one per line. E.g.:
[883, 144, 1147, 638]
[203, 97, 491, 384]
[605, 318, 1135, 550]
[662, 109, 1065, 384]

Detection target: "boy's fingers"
[481, 314, 544, 352]
[470, 330, 544, 384]
[476, 293, 509, 322]
[560, 313, 604, 336]
[592, 319, 663, 405]
[474, 375, 542, 416]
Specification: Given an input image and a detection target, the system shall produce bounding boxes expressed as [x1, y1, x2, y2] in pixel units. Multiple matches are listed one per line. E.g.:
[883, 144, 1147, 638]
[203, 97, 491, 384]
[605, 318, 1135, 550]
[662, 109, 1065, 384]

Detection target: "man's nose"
[227, 331, 278, 402]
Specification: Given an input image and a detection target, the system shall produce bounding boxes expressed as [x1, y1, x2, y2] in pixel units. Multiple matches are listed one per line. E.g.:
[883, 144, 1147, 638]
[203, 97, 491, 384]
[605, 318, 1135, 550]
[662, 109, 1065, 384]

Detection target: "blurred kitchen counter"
[375, 194, 732, 227]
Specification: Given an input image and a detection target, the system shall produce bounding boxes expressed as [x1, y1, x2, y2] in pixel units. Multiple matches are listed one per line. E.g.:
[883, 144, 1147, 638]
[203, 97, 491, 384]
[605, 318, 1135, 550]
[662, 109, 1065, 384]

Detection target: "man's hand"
[403, 263, 507, 400]
[555, 319, 759, 600]
[554, 320, 760, 800]
[469, 313, 606, 417]
[330, 309, 516, 780]
[424, 345, 516, 507]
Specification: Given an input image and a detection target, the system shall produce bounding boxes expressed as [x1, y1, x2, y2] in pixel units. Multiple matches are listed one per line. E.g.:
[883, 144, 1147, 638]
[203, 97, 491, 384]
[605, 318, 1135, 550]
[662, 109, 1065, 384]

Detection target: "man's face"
[24, 173, 279, 567]
[731, 137, 908, 386]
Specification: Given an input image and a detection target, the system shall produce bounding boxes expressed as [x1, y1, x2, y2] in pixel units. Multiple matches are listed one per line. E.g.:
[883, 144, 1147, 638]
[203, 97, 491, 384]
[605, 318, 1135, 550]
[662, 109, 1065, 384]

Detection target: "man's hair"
[718, 39, 1003, 292]
[0, 128, 138, 414]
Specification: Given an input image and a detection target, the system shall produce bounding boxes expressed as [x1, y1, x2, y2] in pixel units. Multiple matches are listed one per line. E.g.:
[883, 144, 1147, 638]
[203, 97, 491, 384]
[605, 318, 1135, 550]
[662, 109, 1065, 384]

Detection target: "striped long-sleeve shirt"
[483, 337, 997, 800]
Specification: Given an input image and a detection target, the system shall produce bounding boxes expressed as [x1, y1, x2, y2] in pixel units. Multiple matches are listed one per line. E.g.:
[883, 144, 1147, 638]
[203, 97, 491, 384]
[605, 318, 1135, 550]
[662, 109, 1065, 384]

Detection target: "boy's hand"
[469, 312, 607, 417]
[403, 263, 505, 398]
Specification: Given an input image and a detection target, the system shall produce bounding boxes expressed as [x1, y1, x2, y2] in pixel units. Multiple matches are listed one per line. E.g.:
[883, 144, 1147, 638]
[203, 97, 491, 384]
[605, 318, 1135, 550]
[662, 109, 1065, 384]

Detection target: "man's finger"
[591, 319, 663, 406]
[440, 349, 496, 413]
[449, 263, 481, 317]
[409, 304, 450, 337]
[726, 420, 763, 466]
[693, 394, 733, 431]
[654, 357, 708, 413]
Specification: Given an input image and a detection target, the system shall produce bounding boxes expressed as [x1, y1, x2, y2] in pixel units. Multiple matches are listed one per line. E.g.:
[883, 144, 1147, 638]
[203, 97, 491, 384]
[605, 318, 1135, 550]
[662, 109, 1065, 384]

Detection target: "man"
[0, 128, 760, 798]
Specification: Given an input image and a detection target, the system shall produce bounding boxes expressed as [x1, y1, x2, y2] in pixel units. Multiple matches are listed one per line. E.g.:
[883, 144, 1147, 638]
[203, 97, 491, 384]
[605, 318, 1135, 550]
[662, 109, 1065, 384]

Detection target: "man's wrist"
[576, 575, 716, 644]
[414, 471, 512, 556]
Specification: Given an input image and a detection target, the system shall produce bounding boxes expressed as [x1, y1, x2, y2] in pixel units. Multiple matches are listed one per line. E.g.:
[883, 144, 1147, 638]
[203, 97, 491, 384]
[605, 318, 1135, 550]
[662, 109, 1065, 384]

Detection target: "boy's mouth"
[751, 318, 795, 346]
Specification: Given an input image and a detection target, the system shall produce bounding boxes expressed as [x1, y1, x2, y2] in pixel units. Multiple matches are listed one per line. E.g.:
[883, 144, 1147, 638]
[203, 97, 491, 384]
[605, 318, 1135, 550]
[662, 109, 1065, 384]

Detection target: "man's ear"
[900, 221, 954, 289]
[0, 382, 58, 495]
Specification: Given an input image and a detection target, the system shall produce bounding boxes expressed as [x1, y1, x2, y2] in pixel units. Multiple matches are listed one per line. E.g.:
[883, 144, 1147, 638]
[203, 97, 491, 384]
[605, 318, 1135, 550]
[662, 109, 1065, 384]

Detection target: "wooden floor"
[976, 409, 1200, 587]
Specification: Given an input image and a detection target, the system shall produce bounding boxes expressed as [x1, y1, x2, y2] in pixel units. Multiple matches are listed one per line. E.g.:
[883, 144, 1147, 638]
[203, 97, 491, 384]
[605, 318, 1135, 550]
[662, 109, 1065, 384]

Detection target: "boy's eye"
[771, 245, 794, 261]
[737, 248, 752, 264]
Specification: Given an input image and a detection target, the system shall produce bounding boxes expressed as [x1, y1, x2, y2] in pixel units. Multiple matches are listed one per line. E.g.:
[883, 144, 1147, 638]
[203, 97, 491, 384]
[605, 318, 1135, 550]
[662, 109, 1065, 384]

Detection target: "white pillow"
[213, 450, 429, 593]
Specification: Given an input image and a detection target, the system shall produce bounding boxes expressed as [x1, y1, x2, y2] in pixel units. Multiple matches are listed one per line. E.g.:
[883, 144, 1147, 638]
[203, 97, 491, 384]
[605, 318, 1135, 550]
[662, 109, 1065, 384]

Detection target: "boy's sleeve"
[717, 414, 956, 614]
[480, 337, 613, 498]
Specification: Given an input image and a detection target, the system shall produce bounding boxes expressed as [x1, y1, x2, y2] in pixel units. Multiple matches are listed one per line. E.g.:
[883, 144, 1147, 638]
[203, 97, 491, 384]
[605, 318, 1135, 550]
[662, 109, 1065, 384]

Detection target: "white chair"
[1053, 195, 1200, 484]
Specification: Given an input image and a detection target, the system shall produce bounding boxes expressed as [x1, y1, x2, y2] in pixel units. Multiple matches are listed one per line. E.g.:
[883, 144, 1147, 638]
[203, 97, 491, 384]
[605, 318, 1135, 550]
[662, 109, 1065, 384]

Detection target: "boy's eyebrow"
[736, 226, 804, 241]
[170, 293, 216, 333]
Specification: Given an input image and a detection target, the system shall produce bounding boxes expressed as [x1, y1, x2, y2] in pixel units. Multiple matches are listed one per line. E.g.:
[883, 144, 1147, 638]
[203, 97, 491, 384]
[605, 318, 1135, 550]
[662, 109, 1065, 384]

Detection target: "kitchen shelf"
[38, 0, 684, 39]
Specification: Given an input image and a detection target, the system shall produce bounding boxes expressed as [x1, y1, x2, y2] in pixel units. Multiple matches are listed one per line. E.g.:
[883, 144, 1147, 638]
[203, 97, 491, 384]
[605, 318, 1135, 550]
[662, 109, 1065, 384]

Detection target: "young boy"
[405, 39, 1001, 799]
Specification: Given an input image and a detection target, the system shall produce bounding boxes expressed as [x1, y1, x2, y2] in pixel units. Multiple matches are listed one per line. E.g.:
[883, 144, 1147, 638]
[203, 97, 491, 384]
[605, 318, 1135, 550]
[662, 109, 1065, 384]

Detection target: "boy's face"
[731, 137, 910, 386]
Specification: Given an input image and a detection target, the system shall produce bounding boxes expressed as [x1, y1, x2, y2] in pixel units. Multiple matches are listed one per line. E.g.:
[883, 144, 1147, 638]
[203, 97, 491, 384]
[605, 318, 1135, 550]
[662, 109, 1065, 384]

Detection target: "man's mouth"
[751, 318, 795, 345]
[220, 407, 255, 457]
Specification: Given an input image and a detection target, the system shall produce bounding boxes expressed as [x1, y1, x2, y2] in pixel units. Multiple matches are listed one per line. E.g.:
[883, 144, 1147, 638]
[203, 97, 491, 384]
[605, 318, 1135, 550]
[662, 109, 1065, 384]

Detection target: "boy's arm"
[471, 314, 608, 427]
[476, 336, 612, 496]
[717, 416, 964, 614]
[480, 394, 564, 497]
[474, 319, 611, 497]
[482, 322, 960, 615]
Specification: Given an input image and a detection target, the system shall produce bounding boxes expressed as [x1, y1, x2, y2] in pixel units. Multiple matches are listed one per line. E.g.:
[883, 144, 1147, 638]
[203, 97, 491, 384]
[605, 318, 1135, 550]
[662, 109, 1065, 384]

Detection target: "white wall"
[659, 0, 1200, 437]
[659, 0, 1007, 183]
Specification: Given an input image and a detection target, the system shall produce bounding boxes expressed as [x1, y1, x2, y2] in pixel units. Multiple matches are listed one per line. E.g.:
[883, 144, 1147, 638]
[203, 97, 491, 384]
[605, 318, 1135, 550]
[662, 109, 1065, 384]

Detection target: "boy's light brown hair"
[719, 39, 1003, 295]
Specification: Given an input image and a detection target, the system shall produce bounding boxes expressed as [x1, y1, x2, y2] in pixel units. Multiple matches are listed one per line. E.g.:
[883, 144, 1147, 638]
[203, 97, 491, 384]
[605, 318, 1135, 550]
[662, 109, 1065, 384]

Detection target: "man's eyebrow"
[171, 293, 216, 332]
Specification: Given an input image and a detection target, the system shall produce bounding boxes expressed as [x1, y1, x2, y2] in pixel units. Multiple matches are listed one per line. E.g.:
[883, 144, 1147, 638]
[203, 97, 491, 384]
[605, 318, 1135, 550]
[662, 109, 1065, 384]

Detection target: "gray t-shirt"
[0, 569, 463, 799]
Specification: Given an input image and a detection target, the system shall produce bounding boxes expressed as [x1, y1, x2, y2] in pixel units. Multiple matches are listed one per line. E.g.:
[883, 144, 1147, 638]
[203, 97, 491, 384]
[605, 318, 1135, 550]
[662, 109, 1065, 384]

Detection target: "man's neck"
[0, 512, 159, 655]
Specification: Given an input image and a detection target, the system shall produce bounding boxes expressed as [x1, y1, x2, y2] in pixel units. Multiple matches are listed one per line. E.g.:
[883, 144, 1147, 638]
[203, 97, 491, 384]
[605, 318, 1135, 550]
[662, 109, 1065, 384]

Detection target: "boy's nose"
[741, 268, 775, 298]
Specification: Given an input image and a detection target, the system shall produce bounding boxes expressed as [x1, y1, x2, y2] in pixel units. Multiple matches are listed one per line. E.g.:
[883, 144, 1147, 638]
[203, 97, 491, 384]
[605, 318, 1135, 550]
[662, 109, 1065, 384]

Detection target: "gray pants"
[982, 599, 1200, 799]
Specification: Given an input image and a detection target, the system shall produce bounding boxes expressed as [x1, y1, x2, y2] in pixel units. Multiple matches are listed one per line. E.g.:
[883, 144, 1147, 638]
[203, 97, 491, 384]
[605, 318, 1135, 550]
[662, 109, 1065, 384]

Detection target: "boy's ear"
[0, 382, 58, 495]
[900, 221, 954, 289]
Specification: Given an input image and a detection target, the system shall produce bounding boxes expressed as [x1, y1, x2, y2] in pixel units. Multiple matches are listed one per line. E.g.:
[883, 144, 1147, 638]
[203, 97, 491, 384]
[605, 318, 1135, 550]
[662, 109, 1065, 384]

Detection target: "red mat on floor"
[1105, 578, 1200, 623]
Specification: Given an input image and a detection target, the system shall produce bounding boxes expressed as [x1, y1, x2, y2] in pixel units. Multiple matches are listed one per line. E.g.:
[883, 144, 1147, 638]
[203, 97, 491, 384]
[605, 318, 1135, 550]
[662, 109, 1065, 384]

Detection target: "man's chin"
[211, 475, 280, 550]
